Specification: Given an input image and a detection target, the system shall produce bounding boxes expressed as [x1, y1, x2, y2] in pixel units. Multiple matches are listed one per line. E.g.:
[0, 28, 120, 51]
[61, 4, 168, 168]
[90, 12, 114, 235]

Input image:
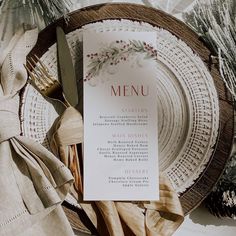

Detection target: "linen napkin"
[0, 27, 74, 236]
[50, 105, 184, 236]
[50, 106, 84, 199]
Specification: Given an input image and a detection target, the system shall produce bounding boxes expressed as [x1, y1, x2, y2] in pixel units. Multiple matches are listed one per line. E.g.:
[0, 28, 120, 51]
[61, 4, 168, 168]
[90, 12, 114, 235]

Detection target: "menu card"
[83, 31, 159, 201]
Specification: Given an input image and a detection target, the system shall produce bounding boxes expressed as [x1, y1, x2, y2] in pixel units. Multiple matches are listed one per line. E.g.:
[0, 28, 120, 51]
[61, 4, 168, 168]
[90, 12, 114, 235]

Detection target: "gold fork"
[25, 56, 70, 107]
[24, 56, 83, 194]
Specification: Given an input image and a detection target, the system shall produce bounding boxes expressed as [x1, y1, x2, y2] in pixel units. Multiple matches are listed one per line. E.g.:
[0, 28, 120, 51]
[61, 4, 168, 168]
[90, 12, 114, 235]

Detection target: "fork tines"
[24, 55, 56, 91]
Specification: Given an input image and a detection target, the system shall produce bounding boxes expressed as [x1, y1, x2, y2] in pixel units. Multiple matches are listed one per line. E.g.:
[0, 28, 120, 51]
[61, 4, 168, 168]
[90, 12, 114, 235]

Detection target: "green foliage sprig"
[85, 40, 157, 81]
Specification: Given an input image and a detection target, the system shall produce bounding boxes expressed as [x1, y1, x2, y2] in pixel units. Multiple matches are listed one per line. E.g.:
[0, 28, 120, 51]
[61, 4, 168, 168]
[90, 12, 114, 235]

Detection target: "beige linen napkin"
[50, 106, 184, 236]
[0, 27, 74, 236]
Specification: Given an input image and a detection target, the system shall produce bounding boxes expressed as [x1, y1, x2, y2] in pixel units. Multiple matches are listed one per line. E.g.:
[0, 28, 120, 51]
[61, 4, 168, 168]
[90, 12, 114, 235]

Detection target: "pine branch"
[205, 156, 236, 219]
[0, 0, 73, 44]
[185, 0, 236, 218]
[184, 0, 236, 100]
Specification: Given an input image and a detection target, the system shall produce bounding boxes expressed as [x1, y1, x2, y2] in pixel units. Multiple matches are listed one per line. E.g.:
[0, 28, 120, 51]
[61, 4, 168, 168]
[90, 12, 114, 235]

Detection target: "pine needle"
[184, 0, 236, 100]
[0, 0, 73, 44]
[185, 0, 236, 218]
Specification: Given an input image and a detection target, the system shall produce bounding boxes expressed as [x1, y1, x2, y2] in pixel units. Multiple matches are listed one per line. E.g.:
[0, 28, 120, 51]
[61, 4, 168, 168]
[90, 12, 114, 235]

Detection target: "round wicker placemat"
[22, 19, 219, 194]
[21, 2, 233, 225]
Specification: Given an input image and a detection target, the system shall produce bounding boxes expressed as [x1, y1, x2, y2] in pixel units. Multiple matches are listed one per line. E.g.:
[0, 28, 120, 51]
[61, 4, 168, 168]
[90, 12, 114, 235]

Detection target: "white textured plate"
[21, 20, 219, 194]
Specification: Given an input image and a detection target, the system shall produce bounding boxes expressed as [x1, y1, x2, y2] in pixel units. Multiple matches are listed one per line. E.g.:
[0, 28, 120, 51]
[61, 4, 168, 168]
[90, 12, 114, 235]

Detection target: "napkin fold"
[50, 105, 184, 236]
[0, 27, 74, 236]
[50, 106, 84, 198]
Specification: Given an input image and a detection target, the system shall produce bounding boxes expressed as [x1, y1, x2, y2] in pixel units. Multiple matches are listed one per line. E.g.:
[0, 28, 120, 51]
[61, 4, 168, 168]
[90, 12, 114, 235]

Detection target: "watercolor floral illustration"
[84, 40, 157, 82]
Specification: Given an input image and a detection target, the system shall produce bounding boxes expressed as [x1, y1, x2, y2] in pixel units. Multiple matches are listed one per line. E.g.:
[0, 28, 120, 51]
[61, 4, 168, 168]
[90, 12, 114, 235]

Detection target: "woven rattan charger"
[22, 3, 234, 234]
